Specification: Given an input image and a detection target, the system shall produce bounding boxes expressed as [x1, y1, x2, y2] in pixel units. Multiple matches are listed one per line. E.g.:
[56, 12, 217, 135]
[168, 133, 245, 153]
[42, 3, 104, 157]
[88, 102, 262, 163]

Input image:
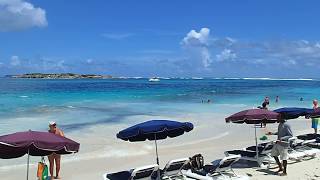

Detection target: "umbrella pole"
[154, 134, 160, 180]
[154, 135, 159, 165]
[254, 125, 259, 162]
[26, 149, 29, 180]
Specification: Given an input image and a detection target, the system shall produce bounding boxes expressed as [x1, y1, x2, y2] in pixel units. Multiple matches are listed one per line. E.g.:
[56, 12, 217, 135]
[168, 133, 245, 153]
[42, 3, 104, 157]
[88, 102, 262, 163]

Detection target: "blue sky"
[1, 0, 320, 78]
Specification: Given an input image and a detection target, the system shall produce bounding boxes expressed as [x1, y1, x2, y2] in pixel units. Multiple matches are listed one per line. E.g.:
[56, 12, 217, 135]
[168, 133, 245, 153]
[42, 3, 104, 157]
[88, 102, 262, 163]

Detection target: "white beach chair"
[296, 133, 320, 149]
[182, 155, 250, 180]
[103, 164, 159, 180]
[224, 142, 274, 168]
[289, 137, 320, 159]
[161, 158, 190, 180]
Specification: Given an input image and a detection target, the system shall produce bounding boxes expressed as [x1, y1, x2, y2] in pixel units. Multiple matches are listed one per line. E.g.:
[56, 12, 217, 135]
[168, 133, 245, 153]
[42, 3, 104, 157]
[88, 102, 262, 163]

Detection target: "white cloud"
[33, 58, 67, 71]
[86, 58, 93, 64]
[181, 28, 212, 68]
[56, 60, 65, 69]
[225, 37, 236, 44]
[201, 48, 211, 67]
[101, 33, 133, 40]
[216, 49, 237, 62]
[10, 55, 20, 66]
[0, 0, 47, 31]
[288, 59, 297, 65]
[182, 28, 210, 47]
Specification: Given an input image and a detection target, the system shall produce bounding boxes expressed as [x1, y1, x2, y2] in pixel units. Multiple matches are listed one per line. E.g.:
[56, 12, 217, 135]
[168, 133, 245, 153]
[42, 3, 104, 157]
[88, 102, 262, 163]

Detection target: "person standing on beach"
[312, 100, 319, 134]
[267, 118, 293, 176]
[275, 96, 279, 103]
[48, 122, 65, 179]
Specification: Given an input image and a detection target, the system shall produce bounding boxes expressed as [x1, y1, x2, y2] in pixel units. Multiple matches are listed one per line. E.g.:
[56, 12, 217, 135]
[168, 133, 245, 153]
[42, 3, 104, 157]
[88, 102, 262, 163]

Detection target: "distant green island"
[6, 73, 113, 79]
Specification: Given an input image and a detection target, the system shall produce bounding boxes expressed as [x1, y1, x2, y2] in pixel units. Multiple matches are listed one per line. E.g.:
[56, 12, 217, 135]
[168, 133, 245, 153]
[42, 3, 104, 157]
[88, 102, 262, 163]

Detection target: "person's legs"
[279, 147, 288, 176]
[54, 155, 61, 179]
[282, 160, 287, 174]
[312, 119, 318, 134]
[315, 119, 318, 134]
[271, 144, 282, 171]
[48, 154, 55, 179]
[273, 156, 283, 172]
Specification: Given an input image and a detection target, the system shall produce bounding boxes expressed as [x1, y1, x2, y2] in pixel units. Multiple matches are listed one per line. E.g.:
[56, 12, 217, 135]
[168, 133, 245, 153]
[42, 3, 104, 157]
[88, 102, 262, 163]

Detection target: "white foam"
[19, 95, 29, 98]
[222, 78, 241, 80]
[177, 93, 187, 96]
[211, 77, 316, 81]
[242, 77, 314, 81]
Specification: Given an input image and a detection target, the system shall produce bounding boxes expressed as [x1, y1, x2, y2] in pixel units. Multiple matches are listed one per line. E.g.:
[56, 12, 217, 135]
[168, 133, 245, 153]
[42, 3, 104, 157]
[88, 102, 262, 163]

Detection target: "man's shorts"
[271, 143, 288, 160]
[312, 118, 319, 129]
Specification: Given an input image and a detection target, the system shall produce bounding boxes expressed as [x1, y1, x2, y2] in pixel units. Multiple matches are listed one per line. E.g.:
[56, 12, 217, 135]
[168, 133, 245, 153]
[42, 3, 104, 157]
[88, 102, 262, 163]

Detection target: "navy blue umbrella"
[274, 107, 313, 119]
[117, 120, 193, 164]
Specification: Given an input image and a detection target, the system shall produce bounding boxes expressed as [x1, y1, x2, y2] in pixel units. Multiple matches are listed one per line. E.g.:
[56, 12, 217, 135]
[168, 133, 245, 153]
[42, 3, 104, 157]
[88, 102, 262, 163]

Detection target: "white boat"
[149, 77, 160, 82]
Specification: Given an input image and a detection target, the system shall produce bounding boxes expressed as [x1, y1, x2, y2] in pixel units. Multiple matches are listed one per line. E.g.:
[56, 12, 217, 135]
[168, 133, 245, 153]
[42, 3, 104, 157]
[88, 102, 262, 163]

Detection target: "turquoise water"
[0, 78, 319, 134]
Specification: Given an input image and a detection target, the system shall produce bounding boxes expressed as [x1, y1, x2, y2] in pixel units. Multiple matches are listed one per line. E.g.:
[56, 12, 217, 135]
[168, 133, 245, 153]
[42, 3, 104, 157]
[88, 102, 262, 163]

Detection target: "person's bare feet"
[54, 176, 61, 179]
[276, 168, 283, 173]
[278, 172, 287, 176]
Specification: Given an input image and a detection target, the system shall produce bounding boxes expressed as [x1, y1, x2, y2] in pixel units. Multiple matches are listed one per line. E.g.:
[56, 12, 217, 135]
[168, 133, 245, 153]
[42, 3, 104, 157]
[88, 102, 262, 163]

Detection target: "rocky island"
[7, 73, 113, 79]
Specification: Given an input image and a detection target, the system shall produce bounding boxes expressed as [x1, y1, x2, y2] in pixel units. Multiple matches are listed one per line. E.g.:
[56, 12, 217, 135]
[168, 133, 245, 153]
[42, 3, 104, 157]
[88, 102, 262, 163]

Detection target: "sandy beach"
[1, 112, 319, 180]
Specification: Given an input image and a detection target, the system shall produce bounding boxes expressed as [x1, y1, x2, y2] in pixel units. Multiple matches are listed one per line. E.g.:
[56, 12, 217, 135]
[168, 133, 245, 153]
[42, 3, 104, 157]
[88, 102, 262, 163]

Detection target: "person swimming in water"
[258, 97, 269, 109]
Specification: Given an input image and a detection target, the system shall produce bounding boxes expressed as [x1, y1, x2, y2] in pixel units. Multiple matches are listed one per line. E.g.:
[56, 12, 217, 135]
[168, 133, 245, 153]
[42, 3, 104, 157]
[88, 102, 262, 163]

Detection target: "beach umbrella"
[225, 109, 280, 162]
[305, 107, 320, 118]
[274, 107, 313, 120]
[226, 109, 280, 124]
[117, 120, 193, 165]
[0, 130, 80, 180]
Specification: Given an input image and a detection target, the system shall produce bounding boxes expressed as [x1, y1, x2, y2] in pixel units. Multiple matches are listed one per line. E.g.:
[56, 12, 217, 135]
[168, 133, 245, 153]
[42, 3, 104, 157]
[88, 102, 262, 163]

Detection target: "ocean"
[0, 78, 320, 170]
[0, 78, 319, 134]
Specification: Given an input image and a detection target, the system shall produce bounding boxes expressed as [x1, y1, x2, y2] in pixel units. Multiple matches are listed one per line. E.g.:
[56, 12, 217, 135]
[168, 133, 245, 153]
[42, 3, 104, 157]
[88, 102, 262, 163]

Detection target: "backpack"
[189, 154, 204, 172]
[37, 157, 49, 180]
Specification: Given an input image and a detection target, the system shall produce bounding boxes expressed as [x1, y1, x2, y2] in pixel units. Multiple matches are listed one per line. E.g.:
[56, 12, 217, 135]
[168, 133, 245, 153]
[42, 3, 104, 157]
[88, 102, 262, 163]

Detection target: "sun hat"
[49, 121, 56, 126]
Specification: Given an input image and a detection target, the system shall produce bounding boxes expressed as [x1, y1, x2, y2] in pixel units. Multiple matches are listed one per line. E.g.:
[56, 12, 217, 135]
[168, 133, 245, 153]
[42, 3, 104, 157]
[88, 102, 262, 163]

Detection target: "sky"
[0, 0, 320, 78]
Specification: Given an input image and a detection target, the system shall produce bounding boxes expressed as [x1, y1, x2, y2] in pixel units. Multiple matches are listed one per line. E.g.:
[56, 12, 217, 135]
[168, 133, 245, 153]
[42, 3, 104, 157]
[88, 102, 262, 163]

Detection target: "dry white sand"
[0, 113, 319, 180]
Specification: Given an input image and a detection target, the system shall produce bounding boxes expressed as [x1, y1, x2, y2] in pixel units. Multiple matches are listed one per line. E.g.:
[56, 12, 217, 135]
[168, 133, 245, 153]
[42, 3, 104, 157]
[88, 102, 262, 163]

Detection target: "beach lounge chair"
[289, 137, 320, 159]
[296, 133, 320, 149]
[182, 154, 250, 180]
[297, 133, 320, 141]
[224, 142, 274, 167]
[306, 138, 320, 149]
[161, 158, 189, 180]
[103, 164, 159, 180]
